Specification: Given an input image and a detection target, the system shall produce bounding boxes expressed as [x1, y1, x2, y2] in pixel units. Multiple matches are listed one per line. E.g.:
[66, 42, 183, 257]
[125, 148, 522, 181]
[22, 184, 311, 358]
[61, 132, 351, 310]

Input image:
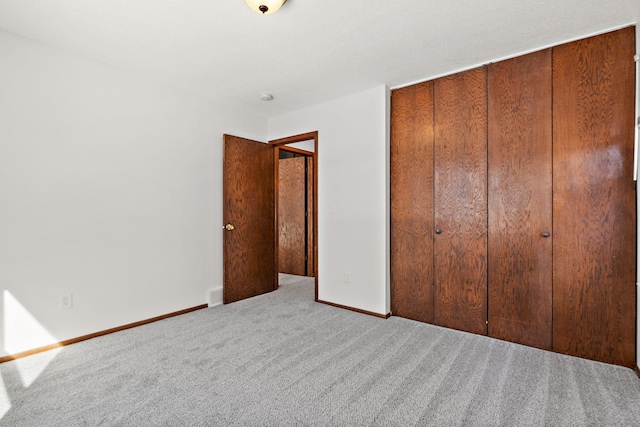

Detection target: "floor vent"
[208, 287, 223, 307]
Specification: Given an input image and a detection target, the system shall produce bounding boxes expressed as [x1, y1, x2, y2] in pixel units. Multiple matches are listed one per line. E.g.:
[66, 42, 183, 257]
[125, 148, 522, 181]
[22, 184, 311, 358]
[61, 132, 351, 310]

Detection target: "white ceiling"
[0, 0, 638, 118]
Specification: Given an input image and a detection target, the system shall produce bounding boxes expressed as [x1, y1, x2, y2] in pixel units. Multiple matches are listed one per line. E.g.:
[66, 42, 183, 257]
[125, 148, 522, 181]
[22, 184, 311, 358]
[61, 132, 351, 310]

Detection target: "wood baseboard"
[0, 304, 208, 364]
[317, 299, 391, 319]
[635, 365, 640, 379]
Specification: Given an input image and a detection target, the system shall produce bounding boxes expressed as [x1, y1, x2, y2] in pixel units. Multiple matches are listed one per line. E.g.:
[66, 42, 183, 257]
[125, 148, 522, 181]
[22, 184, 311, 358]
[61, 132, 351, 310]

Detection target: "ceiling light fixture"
[244, 0, 287, 15]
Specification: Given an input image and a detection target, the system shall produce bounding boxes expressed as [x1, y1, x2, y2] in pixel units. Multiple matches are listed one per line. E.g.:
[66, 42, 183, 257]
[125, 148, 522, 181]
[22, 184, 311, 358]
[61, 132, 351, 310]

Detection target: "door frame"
[270, 132, 319, 301]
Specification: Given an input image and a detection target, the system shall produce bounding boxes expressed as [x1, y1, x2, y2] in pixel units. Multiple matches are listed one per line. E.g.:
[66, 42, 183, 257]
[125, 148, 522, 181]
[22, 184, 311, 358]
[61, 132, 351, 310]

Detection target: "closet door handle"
[541, 231, 550, 238]
[435, 228, 442, 235]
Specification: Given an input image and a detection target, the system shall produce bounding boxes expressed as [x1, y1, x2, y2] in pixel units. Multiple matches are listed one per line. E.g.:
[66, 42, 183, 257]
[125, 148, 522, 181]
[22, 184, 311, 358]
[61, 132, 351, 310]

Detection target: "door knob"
[224, 224, 235, 231]
[541, 231, 550, 238]
[435, 228, 442, 235]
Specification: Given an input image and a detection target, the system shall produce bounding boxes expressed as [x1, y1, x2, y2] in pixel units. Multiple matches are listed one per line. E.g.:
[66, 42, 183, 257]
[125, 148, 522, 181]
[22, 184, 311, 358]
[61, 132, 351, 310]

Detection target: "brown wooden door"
[434, 67, 488, 335]
[552, 27, 636, 367]
[487, 49, 553, 350]
[278, 156, 307, 276]
[223, 134, 276, 304]
[390, 82, 436, 323]
[306, 157, 315, 277]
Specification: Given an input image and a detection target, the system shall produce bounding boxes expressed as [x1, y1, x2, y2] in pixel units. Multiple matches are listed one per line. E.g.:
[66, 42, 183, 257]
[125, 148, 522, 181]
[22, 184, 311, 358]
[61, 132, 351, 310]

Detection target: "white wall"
[0, 31, 265, 356]
[284, 140, 315, 153]
[269, 86, 390, 316]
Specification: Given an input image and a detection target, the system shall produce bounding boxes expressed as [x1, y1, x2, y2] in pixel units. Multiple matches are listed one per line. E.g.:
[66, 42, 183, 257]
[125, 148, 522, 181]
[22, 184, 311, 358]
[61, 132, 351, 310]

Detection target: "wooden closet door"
[434, 67, 488, 335]
[278, 156, 307, 276]
[306, 157, 314, 277]
[487, 50, 553, 350]
[390, 82, 435, 323]
[552, 27, 636, 367]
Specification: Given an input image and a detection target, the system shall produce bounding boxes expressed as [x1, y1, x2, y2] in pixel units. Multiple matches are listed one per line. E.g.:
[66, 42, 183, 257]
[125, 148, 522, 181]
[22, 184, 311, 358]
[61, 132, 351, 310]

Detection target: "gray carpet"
[2, 274, 640, 426]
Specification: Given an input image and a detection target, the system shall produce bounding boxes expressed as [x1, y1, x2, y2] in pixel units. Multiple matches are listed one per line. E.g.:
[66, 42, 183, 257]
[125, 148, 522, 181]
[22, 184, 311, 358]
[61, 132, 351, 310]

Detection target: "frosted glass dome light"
[244, 0, 287, 15]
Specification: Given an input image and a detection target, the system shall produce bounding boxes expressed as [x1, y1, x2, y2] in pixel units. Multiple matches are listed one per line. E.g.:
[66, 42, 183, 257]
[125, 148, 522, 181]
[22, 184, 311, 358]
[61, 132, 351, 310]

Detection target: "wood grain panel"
[223, 135, 276, 303]
[487, 49, 553, 350]
[390, 82, 435, 323]
[552, 27, 636, 367]
[434, 67, 488, 335]
[306, 157, 315, 277]
[278, 156, 307, 276]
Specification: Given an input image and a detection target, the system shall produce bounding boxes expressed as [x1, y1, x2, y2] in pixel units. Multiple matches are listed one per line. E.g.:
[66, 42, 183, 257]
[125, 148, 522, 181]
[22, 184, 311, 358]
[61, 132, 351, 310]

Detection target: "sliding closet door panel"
[553, 27, 636, 367]
[306, 157, 314, 277]
[434, 67, 488, 335]
[278, 156, 307, 276]
[487, 49, 553, 350]
[390, 82, 435, 323]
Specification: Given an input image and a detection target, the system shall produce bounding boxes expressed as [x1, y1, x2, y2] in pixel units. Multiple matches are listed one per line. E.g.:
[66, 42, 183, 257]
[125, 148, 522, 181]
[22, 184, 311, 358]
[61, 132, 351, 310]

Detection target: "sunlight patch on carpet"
[0, 372, 10, 419]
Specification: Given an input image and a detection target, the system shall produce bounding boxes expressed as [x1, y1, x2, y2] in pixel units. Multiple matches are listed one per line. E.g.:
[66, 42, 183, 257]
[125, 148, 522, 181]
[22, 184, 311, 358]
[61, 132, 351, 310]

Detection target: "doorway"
[270, 132, 318, 301]
[277, 146, 314, 277]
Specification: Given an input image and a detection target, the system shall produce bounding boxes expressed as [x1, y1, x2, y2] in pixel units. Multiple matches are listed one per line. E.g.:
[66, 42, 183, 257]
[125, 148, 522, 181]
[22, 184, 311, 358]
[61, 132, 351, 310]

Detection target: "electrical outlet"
[60, 293, 73, 310]
[344, 271, 351, 283]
